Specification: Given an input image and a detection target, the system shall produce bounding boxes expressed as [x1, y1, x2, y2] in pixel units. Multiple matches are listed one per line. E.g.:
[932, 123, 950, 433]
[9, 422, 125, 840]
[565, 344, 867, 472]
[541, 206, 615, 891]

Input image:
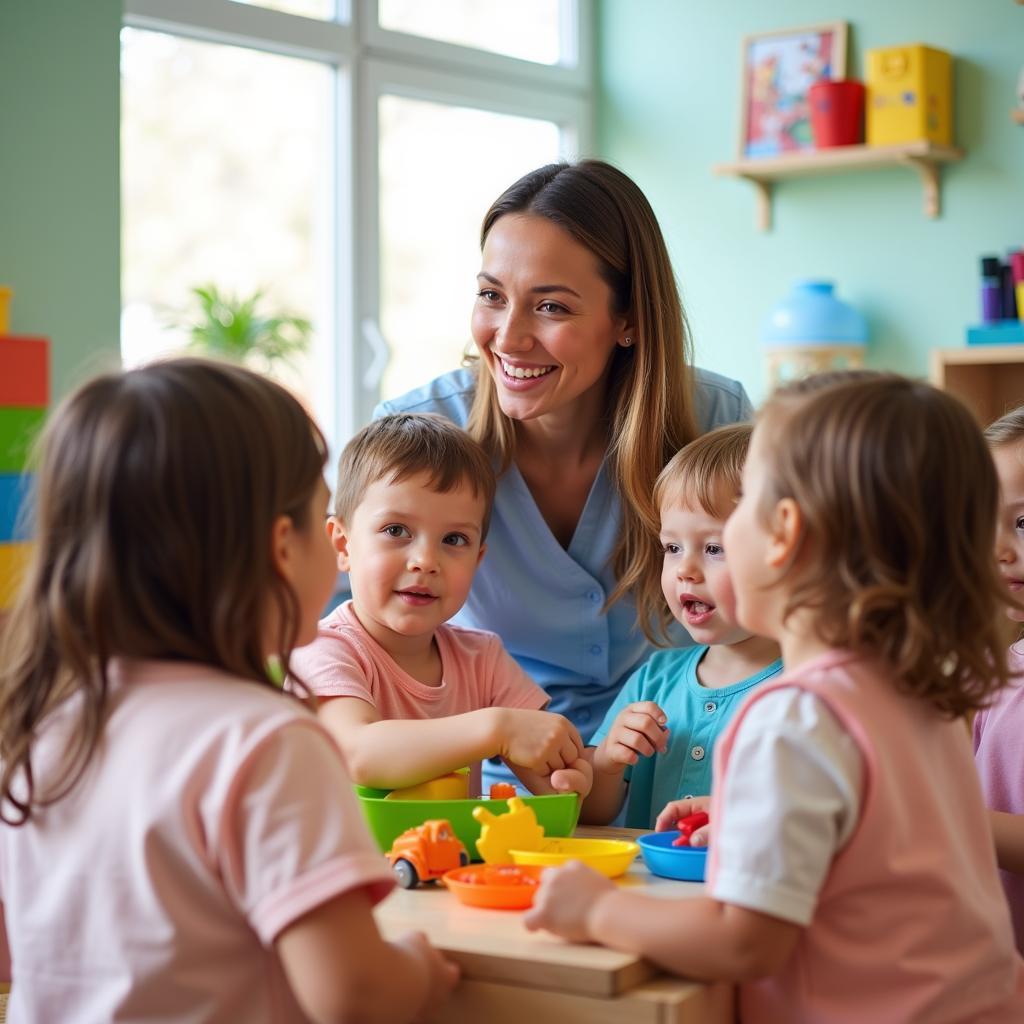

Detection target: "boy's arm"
[990, 810, 1024, 874]
[578, 701, 669, 825]
[318, 698, 583, 790]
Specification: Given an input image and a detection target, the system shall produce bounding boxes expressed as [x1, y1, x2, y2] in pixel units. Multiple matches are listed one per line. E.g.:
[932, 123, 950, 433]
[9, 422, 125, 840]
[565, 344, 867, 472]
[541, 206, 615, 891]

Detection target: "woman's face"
[471, 213, 629, 426]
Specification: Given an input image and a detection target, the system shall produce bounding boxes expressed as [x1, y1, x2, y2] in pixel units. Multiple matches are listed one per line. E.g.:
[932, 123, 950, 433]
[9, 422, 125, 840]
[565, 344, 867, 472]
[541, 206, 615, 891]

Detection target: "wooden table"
[374, 826, 734, 1023]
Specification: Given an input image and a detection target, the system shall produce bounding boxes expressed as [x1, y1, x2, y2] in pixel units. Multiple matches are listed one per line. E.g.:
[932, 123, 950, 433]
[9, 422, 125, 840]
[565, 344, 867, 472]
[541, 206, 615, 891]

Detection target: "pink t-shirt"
[0, 659, 394, 1024]
[974, 643, 1024, 952]
[290, 602, 549, 792]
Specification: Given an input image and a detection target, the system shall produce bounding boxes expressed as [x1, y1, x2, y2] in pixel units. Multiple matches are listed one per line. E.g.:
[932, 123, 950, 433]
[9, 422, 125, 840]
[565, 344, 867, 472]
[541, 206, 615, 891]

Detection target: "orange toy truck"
[386, 819, 469, 889]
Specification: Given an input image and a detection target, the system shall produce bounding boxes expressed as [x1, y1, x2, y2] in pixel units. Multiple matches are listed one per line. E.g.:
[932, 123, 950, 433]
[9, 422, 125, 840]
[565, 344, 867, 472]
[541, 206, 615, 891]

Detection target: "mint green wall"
[597, 0, 1024, 403]
[0, 0, 121, 399]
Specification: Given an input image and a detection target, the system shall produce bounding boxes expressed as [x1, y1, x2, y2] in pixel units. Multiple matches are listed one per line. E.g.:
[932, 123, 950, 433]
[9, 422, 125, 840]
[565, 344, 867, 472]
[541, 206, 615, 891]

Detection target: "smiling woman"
[376, 160, 753, 781]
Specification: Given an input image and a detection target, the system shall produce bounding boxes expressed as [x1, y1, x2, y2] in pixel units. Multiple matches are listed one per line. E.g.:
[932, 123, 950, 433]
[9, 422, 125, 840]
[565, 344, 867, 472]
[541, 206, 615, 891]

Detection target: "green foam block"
[0, 407, 45, 473]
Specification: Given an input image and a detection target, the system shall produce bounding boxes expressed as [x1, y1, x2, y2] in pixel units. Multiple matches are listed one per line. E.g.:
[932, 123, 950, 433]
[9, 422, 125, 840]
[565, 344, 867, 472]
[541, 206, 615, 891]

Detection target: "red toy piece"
[488, 782, 517, 800]
[386, 819, 469, 889]
[672, 811, 709, 847]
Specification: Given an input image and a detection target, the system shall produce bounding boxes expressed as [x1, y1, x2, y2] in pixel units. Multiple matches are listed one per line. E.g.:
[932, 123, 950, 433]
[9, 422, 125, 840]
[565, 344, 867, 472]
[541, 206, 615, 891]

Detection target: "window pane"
[378, 96, 561, 401]
[231, 0, 337, 19]
[379, 0, 563, 65]
[120, 28, 334, 418]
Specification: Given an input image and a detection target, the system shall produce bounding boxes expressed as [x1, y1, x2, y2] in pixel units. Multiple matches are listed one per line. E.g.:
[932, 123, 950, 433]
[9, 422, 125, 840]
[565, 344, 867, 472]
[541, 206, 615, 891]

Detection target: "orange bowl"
[442, 864, 547, 909]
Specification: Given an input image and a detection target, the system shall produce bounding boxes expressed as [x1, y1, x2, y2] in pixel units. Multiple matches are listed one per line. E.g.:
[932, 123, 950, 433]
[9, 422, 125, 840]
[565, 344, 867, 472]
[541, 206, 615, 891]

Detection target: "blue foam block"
[0, 473, 33, 542]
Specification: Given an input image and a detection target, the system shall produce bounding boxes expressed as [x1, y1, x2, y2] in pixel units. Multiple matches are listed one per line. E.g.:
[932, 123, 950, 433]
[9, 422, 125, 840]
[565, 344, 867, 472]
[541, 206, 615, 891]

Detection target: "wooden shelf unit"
[930, 345, 1024, 425]
[714, 141, 964, 231]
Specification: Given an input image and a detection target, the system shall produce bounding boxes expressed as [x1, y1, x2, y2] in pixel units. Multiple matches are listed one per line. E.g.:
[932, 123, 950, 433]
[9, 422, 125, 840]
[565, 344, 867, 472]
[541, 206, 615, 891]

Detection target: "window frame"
[122, 0, 593, 447]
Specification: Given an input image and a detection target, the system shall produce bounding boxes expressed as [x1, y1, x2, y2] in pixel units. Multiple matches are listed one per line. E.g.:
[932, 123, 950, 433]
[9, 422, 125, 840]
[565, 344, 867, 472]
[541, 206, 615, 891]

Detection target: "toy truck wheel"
[459, 851, 469, 867]
[392, 858, 420, 889]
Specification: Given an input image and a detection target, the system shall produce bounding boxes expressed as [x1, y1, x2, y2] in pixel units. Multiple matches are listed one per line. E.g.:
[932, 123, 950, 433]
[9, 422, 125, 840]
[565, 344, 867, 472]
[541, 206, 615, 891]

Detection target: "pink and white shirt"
[0, 659, 394, 1024]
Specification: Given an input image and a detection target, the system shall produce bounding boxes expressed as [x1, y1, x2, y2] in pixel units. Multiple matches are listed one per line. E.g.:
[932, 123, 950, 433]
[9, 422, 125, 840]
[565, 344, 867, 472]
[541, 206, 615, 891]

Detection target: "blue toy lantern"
[762, 280, 868, 387]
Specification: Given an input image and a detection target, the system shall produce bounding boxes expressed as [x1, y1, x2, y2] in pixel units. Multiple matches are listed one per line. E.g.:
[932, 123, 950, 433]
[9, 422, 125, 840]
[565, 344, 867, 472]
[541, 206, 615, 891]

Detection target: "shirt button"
[590, 644, 603, 656]
[588, 590, 602, 604]
[690, 745, 705, 761]
[704, 701, 717, 713]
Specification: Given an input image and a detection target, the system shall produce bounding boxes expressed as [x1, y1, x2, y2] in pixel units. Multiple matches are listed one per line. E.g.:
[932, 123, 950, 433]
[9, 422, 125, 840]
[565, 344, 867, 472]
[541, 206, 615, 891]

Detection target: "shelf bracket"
[902, 157, 941, 218]
[741, 176, 773, 231]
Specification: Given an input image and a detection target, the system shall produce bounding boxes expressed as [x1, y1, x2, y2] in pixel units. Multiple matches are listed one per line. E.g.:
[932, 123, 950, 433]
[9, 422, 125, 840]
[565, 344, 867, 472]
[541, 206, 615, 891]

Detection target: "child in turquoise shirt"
[581, 424, 782, 828]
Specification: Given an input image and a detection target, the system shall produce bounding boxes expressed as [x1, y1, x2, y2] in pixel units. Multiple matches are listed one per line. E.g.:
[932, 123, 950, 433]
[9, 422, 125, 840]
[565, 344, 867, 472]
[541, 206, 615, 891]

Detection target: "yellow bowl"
[509, 838, 640, 878]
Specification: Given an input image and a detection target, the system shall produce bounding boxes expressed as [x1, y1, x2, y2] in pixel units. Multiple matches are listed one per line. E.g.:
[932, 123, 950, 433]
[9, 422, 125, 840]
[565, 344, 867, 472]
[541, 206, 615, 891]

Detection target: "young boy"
[580, 424, 781, 828]
[291, 413, 592, 799]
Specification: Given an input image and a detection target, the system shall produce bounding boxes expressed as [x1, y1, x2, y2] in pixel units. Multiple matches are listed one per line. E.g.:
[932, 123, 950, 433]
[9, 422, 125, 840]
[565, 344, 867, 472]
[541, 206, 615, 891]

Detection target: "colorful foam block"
[0, 407, 45, 473]
[0, 541, 31, 611]
[0, 336, 49, 407]
[0, 473, 33, 542]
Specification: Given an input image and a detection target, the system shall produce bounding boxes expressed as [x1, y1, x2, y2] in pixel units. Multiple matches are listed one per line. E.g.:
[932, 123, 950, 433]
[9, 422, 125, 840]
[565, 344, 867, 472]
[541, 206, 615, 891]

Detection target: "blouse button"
[704, 701, 717, 713]
[690, 745, 705, 761]
[590, 644, 603, 656]
[588, 590, 602, 604]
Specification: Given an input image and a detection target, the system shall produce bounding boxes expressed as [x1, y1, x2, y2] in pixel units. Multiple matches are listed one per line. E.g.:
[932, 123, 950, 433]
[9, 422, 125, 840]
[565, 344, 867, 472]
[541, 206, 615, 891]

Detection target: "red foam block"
[0, 336, 50, 407]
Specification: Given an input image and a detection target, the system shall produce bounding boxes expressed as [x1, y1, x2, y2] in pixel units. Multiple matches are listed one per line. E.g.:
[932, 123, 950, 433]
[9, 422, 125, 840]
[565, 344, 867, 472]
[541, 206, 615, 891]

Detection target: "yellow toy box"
[866, 44, 952, 146]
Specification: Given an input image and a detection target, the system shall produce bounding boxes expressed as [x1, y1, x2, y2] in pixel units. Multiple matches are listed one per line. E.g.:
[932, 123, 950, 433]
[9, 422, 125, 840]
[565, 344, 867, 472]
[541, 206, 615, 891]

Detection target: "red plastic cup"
[809, 80, 865, 148]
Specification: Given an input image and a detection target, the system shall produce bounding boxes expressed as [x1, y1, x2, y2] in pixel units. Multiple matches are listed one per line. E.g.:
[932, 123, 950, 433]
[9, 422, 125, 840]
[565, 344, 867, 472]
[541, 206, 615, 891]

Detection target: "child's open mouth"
[681, 598, 715, 626]
[396, 589, 438, 606]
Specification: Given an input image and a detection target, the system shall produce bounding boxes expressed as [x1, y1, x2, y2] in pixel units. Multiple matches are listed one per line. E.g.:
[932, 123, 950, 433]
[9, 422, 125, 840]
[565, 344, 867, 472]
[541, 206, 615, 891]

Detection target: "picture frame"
[739, 22, 848, 159]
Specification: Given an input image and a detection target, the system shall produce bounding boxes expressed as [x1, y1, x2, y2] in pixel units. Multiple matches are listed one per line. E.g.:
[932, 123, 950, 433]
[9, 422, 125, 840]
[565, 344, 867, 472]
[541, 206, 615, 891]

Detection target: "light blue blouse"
[375, 366, 753, 744]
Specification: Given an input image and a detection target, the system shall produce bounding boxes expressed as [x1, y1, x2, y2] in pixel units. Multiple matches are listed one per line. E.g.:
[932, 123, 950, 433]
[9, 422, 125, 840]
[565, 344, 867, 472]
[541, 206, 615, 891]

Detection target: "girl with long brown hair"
[377, 160, 751, 789]
[0, 358, 456, 1023]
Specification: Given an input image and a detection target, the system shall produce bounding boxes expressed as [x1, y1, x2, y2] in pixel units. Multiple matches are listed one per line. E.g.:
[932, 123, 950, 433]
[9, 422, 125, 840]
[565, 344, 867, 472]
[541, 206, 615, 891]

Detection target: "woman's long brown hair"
[466, 160, 698, 642]
[0, 358, 327, 824]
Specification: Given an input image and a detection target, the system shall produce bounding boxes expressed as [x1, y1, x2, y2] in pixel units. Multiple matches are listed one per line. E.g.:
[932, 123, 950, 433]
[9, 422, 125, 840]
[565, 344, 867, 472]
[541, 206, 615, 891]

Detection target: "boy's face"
[330, 471, 487, 646]
[659, 495, 751, 647]
[992, 444, 1024, 622]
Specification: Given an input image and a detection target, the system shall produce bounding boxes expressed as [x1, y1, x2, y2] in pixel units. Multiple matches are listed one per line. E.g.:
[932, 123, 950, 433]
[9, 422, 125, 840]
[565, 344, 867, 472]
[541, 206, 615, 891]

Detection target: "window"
[122, 0, 592, 448]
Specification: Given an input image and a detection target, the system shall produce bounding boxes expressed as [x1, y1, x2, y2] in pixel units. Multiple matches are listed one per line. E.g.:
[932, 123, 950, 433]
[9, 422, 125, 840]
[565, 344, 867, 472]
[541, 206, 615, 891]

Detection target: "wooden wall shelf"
[714, 141, 965, 231]
[930, 345, 1024, 425]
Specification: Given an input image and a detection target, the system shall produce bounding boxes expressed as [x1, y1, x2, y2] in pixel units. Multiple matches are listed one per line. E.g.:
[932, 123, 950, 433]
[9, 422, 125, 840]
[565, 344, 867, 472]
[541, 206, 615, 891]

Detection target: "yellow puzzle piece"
[472, 797, 545, 864]
[385, 768, 470, 801]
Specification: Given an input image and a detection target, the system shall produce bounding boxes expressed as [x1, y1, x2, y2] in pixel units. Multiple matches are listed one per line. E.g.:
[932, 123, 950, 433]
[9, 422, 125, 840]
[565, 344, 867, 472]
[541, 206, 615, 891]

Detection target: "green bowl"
[355, 786, 580, 861]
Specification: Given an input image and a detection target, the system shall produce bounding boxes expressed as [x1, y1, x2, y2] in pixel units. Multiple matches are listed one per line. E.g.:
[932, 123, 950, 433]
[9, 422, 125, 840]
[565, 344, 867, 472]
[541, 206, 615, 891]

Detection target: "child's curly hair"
[757, 374, 1011, 717]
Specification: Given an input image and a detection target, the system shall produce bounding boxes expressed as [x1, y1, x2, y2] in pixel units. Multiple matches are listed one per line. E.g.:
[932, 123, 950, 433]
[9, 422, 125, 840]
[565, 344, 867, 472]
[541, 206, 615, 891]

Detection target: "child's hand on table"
[549, 755, 594, 798]
[522, 861, 615, 943]
[393, 930, 460, 1018]
[655, 796, 712, 846]
[593, 701, 669, 775]
[496, 708, 586, 773]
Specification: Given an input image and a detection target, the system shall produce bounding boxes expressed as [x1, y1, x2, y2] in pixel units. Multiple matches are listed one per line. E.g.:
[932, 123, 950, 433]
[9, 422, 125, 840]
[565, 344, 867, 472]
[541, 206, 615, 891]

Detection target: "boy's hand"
[549, 755, 594, 798]
[593, 701, 669, 776]
[523, 861, 615, 943]
[496, 709, 585, 773]
[654, 795, 712, 846]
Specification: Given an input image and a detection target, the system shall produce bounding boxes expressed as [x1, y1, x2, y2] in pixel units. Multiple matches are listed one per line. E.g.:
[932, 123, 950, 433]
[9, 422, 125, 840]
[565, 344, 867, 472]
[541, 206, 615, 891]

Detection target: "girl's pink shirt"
[709, 650, 1024, 1024]
[291, 600, 549, 792]
[0, 659, 394, 1024]
[974, 643, 1024, 952]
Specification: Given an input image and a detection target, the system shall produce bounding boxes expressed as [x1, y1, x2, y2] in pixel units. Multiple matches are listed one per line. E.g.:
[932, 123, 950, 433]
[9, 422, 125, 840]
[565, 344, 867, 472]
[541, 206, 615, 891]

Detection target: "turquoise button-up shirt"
[375, 366, 753, 747]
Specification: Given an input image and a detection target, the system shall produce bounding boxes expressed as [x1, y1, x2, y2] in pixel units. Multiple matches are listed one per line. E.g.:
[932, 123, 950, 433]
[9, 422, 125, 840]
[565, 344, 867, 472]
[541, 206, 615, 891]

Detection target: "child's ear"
[476, 541, 487, 567]
[767, 497, 802, 569]
[271, 513, 296, 581]
[326, 515, 352, 572]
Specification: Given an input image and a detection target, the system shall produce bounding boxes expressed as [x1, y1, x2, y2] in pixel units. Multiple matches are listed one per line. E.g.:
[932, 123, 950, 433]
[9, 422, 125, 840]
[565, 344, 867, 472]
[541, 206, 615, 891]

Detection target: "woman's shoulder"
[692, 367, 754, 432]
[373, 367, 476, 426]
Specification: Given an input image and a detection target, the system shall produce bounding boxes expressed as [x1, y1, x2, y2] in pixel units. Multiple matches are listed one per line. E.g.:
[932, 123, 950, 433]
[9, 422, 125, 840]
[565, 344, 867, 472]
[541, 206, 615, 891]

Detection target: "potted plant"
[175, 284, 312, 374]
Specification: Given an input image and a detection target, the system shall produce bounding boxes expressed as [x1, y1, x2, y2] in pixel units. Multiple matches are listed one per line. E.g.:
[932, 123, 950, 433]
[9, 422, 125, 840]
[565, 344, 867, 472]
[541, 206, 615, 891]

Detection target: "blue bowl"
[637, 831, 707, 881]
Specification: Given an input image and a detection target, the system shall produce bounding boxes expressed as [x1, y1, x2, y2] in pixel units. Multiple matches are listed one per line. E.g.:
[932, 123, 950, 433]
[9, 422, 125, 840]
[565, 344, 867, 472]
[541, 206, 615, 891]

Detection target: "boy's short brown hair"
[654, 423, 753, 520]
[333, 413, 497, 538]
